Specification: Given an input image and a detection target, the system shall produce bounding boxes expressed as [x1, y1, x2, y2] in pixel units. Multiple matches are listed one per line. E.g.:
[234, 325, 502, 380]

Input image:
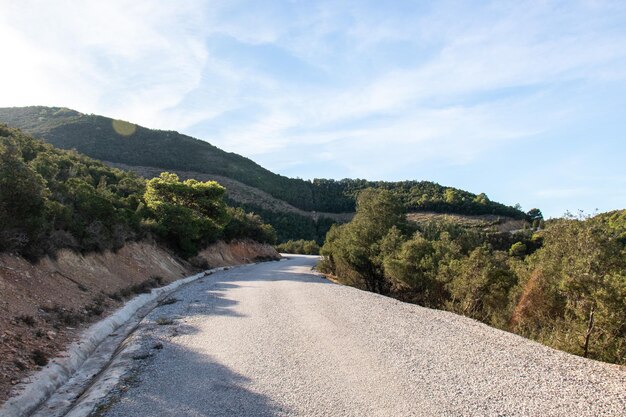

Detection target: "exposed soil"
[0, 239, 279, 405]
[196, 240, 281, 266]
[407, 211, 528, 233]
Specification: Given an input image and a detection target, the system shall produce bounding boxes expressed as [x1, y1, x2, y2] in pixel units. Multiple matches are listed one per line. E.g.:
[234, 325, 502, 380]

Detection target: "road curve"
[97, 255, 625, 417]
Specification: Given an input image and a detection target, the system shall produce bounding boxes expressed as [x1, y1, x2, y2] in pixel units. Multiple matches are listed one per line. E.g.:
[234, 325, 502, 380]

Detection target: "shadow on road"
[184, 281, 246, 318]
[101, 258, 329, 416]
[109, 348, 288, 417]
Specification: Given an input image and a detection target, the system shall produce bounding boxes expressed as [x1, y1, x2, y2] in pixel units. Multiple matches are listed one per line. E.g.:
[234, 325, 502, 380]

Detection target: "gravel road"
[97, 255, 625, 417]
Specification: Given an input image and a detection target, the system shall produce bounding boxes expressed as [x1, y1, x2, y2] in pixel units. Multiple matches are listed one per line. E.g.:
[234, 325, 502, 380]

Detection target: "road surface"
[97, 255, 625, 416]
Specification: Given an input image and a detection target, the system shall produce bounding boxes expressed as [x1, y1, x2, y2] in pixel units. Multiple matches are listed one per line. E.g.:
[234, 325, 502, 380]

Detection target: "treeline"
[0, 107, 526, 219]
[275, 239, 320, 255]
[227, 201, 335, 244]
[319, 189, 625, 365]
[0, 125, 275, 259]
[307, 178, 526, 219]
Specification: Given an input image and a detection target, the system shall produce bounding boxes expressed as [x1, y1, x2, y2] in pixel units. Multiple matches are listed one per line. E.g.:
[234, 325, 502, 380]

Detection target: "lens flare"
[112, 119, 136, 136]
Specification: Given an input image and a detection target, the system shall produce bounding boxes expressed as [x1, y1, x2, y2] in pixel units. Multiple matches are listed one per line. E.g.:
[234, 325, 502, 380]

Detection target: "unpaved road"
[96, 255, 625, 417]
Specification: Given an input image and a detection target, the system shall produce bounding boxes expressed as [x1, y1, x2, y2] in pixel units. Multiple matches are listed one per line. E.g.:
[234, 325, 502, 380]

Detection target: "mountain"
[0, 124, 279, 259]
[0, 106, 528, 241]
[0, 106, 311, 204]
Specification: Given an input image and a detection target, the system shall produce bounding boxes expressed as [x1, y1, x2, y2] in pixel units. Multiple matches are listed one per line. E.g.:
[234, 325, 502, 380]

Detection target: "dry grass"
[407, 212, 528, 232]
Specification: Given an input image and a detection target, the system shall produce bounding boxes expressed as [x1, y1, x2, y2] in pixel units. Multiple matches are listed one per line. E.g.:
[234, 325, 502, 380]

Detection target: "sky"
[1, 0, 625, 217]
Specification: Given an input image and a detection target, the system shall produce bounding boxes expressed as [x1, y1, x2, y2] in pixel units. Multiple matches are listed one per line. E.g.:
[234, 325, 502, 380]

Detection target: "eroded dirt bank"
[0, 239, 279, 404]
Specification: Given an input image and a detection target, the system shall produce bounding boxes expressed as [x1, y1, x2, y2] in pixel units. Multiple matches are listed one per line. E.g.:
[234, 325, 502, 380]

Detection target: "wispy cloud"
[0, 0, 210, 124]
[1, 0, 625, 215]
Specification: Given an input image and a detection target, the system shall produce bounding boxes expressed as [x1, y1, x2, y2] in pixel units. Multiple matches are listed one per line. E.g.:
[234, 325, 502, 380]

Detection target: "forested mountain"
[6, 109, 621, 365]
[0, 107, 526, 222]
[0, 124, 275, 259]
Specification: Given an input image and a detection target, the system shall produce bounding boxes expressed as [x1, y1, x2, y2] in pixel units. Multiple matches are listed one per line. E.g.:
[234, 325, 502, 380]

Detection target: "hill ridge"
[0, 106, 528, 242]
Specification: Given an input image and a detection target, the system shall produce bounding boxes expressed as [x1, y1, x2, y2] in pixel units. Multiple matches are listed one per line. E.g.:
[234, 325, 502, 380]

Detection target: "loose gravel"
[96, 255, 625, 417]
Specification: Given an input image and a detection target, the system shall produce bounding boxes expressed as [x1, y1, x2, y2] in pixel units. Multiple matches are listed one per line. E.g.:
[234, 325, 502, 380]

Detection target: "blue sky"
[1, 1, 625, 217]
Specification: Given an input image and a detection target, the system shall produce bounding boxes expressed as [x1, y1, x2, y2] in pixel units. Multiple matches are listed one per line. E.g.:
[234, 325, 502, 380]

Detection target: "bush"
[275, 239, 320, 255]
[222, 207, 277, 244]
[319, 194, 626, 365]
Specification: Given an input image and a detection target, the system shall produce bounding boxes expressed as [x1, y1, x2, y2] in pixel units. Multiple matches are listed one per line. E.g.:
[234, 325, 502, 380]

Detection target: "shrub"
[275, 239, 320, 255]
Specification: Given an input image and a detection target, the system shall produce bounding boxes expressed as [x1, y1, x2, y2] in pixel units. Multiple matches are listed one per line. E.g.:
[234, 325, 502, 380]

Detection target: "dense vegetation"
[319, 189, 626, 365]
[0, 107, 526, 219]
[230, 201, 335, 243]
[275, 239, 320, 255]
[0, 125, 275, 259]
[3, 108, 621, 364]
[307, 178, 525, 218]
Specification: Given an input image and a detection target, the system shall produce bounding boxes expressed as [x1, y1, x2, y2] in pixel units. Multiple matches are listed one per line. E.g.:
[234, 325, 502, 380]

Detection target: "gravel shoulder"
[94, 255, 625, 417]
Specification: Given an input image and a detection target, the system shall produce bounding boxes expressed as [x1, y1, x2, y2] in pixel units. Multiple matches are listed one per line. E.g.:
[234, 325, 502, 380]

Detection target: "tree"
[515, 216, 625, 363]
[0, 139, 48, 253]
[319, 188, 406, 293]
[444, 188, 461, 205]
[144, 173, 229, 256]
[222, 207, 277, 244]
[383, 233, 440, 304]
[446, 246, 517, 327]
[527, 208, 543, 229]
[474, 193, 490, 205]
[275, 239, 320, 255]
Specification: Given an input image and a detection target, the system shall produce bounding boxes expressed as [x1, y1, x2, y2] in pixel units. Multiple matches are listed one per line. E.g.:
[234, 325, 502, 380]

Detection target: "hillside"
[104, 161, 353, 223]
[406, 212, 527, 233]
[319, 189, 626, 366]
[0, 106, 526, 221]
[0, 107, 319, 209]
[0, 124, 276, 259]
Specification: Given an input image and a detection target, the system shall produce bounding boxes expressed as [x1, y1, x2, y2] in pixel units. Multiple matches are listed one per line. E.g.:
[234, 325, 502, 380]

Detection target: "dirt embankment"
[0, 239, 279, 404]
[196, 240, 281, 266]
[407, 212, 528, 233]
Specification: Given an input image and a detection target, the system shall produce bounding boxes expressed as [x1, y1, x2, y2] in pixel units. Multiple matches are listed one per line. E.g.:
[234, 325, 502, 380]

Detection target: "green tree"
[222, 207, 277, 244]
[383, 233, 440, 305]
[447, 246, 517, 327]
[0, 138, 48, 253]
[319, 188, 406, 293]
[527, 208, 543, 229]
[275, 239, 320, 254]
[145, 173, 229, 256]
[517, 217, 625, 362]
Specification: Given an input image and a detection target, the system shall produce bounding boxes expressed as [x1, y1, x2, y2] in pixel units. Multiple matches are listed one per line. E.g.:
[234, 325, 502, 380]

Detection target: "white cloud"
[0, 0, 210, 126]
[1, 0, 626, 218]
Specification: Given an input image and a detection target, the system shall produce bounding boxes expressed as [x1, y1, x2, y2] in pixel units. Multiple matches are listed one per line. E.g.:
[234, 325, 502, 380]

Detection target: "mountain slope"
[104, 161, 353, 223]
[0, 106, 314, 208]
[0, 106, 528, 244]
[0, 124, 277, 258]
[0, 107, 525, 214]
